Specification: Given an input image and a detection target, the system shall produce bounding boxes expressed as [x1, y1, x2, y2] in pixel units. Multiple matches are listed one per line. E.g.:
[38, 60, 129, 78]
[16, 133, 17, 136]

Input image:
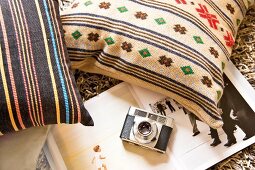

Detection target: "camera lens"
[138, 121, 152, 136]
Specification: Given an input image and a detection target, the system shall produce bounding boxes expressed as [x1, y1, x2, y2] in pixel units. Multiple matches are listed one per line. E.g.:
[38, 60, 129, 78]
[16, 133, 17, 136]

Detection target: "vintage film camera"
[120, 106, 174, 153]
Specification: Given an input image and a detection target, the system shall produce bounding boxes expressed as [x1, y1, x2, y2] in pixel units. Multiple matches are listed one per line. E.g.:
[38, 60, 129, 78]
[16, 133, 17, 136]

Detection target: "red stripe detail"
[9, 1, 35, 127]
[4, 2, 26, 129]
[176, 0, 187, 4]
[19, 0, 44, 126]
[224, 31, 234, 47]
[196, 4, 219, 30]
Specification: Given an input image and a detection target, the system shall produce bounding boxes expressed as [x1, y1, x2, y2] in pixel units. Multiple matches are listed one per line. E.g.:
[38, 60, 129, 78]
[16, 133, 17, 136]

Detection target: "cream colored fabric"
[0, 126, 50, 170]
[61, 0, 254, 128]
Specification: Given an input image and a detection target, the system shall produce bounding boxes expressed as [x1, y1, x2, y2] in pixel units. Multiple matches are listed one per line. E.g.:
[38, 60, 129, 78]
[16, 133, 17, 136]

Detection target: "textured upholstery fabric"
[0, 0, 93, 134]
[61, 0, 253, 128]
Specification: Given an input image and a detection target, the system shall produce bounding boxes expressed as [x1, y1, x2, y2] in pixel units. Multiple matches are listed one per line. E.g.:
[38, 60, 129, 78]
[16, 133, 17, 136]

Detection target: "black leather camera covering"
[154, 125, 172, 151]
[120, 114, 135, 139]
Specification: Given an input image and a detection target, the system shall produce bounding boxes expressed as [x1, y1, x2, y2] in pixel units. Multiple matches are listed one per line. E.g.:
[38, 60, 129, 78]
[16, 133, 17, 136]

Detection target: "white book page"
[51, 62, 254, 170]
[128, 61, 255, 170]
[52, 83, 177, 170]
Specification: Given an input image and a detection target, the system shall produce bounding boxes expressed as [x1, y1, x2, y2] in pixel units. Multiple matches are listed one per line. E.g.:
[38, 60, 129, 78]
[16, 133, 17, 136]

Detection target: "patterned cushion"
[0, 0, 93, 135]
[61, 0, 253, 128]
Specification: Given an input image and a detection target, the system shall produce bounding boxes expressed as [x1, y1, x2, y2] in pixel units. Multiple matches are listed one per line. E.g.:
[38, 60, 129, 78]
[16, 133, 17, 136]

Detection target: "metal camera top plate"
[128, 106, 174, 128]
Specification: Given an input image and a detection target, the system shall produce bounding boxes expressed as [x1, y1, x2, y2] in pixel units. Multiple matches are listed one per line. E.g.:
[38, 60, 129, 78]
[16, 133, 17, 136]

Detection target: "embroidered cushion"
[61, 0, 253, 128]
[0, 0, 93, 135]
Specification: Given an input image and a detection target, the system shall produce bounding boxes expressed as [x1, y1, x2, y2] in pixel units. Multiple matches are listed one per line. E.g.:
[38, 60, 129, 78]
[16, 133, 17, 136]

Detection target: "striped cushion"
[61, 0, 253, 129]
[0, 0, 93, 135]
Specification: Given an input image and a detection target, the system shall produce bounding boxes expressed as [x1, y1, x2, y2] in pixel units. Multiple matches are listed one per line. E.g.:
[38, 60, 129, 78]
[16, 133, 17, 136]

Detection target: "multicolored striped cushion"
[0, 0, 93, 135]
[61, 0, 253, 129]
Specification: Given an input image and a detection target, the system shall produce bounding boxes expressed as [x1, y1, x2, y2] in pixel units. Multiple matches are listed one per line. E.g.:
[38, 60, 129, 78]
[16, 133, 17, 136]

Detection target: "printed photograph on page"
[129, 72, 255, 170]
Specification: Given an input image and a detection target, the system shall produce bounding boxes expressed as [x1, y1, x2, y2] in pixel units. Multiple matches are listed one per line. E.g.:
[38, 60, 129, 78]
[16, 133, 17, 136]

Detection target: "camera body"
[120, 106, 174, 153]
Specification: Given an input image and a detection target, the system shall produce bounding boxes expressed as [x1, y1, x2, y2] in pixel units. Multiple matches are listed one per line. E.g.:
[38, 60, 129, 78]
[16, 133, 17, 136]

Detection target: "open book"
[128, 61, 255, 170]
[49, 60, 255, 170]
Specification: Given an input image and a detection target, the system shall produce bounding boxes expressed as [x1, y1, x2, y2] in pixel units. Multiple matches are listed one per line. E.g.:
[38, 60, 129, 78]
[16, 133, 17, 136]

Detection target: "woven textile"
[61, 0, 253, 128]
[0, 0, 93, 134]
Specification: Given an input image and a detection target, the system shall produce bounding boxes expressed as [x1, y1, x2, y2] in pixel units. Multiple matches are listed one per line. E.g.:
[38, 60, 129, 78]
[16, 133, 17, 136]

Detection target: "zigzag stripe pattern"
[130, 0, 231, 59]
[61, 14, 224, 87]
[68, 47, 222, 120]
[196, 4, 220, 30]
[204, 0, 236, 36]
[62, 0, 253, 128]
